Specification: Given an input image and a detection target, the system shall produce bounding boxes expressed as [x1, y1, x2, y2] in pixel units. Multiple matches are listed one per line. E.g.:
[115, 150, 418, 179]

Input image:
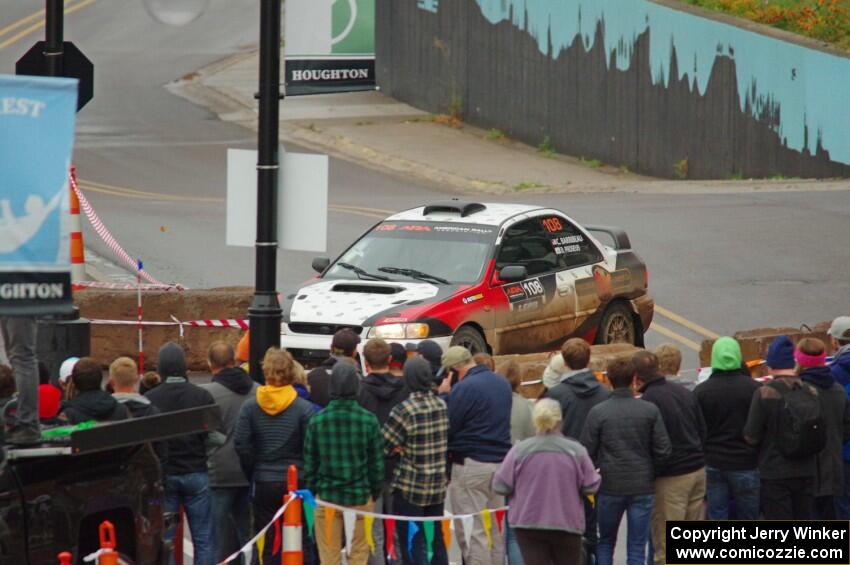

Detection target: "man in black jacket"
[634, 349, 706, 565]
[359, 338, 409, 565]
[63, 357, 129, 424]
[146, 342, 218, 565]
[581, 356, 671, 565]
[694, 337, 760, 520]
[544, 338, 609, 439]
[307, 328, 360, 407]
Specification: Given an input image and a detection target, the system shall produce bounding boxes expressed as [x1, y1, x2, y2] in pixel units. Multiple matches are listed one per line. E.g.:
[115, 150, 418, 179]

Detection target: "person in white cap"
[58, 356, 80, 396]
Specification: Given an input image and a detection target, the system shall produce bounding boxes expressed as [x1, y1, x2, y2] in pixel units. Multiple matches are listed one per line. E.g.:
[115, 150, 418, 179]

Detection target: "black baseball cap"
[416, 340, 444, 376]
[389, 343, 408, 368]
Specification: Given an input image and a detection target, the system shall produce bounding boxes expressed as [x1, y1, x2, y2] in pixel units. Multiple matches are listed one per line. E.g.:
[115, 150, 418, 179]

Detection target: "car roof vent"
[423, 200, 486, 217]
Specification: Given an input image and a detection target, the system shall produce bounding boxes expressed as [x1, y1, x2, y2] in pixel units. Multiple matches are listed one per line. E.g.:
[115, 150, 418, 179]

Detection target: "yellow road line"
[330, 204, 394, 215]
[0, 7, 45, 39]
[655, 305, 720, 340]
[0, 0, 97, 50]
[329, 208, 385, 219]
[650, 322, 702, 352]
[78, 178, 387, 217]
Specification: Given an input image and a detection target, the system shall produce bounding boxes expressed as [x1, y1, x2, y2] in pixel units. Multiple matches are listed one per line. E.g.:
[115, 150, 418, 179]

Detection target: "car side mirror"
[499, 265, 527, 283]
[311, 257, 330, 273]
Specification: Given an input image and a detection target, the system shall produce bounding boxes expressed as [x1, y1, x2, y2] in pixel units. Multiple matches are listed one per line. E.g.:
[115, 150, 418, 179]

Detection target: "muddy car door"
[492, 216, 563, 354]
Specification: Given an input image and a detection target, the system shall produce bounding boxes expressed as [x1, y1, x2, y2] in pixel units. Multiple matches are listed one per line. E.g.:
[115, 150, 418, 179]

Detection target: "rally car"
[280, 200, 654, 363]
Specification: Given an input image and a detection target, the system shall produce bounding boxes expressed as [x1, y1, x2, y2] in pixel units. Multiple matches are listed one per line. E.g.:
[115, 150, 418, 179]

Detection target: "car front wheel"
[450, 326, 488, 356]
[596, 302, 637, 345]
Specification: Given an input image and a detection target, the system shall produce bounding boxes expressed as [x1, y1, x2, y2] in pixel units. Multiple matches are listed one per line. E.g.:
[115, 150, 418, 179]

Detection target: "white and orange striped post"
[282, 464, 303, 565]
[69, 167, 86, 282]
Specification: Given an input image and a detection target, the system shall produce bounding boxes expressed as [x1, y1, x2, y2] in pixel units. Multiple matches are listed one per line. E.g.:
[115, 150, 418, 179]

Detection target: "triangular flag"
[441, 519, 452, 552]
[243, 543, 253, 564]
[385, 518, 397, 560]
[587, 493, 596, 507]
[494, 509, 507, 535]
[460, 515, 474, 551]
[343, 510, 357, 556]
[256, 531, 266, 565]
[303, 498, 316, 539]
[481, 510, 493, 549]
[407, 521, 420, 557]
[324, 507, 336, 546]
[423, 520, 435, 562]
[364, 515, 376, 554]
[272, 517, 282, 555]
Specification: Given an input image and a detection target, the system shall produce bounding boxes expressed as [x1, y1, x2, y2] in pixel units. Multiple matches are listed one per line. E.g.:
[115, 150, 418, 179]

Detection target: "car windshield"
[323, 221, 497, 284]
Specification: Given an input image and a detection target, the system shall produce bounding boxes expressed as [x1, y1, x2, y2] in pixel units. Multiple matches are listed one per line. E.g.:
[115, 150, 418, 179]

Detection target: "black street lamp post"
[248, 0, 284, 384]
[44, 0, 63, 77]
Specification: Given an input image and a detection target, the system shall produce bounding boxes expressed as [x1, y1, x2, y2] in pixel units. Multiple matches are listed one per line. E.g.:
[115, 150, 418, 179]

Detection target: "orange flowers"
[689, 0, 850, 47]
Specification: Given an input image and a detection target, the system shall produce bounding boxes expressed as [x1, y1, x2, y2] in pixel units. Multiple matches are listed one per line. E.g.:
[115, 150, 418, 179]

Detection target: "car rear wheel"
[596, 302, 637, 345]
[450, 326, 488, 356]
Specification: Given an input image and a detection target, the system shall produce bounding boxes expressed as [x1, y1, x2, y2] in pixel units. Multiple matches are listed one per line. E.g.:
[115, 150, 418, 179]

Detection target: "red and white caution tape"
[88, 317, 249, 330]
[70, 173, 183, 290]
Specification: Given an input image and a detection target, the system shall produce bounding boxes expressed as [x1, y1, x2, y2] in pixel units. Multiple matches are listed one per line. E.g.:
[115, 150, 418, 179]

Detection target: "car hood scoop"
[290, 279, 441, 326]
[331, 283, 402, 295]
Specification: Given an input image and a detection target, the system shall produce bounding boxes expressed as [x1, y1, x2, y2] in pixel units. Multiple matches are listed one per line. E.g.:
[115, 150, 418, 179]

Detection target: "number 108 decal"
[521, 278, 544, 297]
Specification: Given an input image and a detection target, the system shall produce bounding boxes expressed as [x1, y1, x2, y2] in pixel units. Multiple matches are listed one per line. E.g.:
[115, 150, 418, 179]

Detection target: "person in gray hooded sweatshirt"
[200, 341, 258, 563]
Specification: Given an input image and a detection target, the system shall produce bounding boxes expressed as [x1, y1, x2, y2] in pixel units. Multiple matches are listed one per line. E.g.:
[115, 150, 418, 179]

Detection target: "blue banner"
[0, 74, 78, 315]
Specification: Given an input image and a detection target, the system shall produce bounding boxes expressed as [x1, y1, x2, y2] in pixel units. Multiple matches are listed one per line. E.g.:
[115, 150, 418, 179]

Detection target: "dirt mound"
[75, 287, 252, 371]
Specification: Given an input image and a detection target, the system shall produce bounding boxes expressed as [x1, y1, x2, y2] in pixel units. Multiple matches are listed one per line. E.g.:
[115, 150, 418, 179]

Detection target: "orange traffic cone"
[57, 552, 72, 565]
[69, 167, 86, 283]
[98, 520, 119, 565]
[282, 464, 303, 565]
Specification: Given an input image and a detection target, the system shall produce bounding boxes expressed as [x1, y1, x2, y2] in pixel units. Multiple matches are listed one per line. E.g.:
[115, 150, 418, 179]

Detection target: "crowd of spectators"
[2, 315, 850, 565]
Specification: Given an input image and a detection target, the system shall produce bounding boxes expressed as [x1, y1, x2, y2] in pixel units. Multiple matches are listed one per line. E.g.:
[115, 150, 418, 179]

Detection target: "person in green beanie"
[693, 337, 761, 519]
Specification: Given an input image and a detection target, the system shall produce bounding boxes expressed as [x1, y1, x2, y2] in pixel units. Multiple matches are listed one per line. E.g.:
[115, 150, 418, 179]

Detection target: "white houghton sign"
[226, 147, 328, 252]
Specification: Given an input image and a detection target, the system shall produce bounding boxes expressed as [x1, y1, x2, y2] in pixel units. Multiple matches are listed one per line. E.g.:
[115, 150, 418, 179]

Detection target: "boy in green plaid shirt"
[305, 362, 384, 565]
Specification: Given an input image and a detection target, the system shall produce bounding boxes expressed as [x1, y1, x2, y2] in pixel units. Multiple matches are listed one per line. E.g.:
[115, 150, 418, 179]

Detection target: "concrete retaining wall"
[376, 0, 850, 179]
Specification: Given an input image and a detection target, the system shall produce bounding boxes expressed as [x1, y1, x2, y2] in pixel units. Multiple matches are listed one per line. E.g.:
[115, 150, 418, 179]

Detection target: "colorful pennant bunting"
[423, 520, 435, 562]
[365, 515, 376, 554]
[343, 510, 356, 556]
[324, 507, 335, 546]
[481, 509, 493, 548]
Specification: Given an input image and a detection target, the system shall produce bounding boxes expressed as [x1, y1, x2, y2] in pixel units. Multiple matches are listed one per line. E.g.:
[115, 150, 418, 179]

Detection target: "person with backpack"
[795, 337, 850, 519]
[744, 336, 823, 519]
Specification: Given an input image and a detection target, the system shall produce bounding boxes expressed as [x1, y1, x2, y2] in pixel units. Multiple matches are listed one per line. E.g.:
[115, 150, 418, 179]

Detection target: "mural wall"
[376, 0, 850, 178]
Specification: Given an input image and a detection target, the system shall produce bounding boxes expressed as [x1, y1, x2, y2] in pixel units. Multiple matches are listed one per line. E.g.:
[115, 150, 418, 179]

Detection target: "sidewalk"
[168, 49, 850, 196]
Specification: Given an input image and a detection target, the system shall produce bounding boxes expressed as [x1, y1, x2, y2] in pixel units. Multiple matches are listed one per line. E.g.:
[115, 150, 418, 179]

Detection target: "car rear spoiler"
[583, 225, 632, 251]
[7, 405, 222, 459]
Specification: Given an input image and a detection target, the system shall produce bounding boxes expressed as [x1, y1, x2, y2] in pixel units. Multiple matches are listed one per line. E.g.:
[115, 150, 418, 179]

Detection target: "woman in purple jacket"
[493, 398, 601, 565]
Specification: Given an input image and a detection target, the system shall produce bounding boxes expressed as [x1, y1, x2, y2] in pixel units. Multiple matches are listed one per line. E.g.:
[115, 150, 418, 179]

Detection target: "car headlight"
[368, 323, 430, 339]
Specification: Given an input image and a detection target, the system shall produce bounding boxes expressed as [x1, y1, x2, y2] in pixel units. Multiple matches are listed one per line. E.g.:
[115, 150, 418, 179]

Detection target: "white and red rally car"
[280, 200, 654, 363]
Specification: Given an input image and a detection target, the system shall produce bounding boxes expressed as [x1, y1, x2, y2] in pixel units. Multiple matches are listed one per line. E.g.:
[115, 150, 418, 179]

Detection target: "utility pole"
[248, 0, 283, 383]
[44, 0, 63, 77]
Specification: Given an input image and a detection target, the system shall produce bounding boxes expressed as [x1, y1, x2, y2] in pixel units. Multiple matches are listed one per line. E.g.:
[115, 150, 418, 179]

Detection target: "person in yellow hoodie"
[234, 347, 315, 563]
